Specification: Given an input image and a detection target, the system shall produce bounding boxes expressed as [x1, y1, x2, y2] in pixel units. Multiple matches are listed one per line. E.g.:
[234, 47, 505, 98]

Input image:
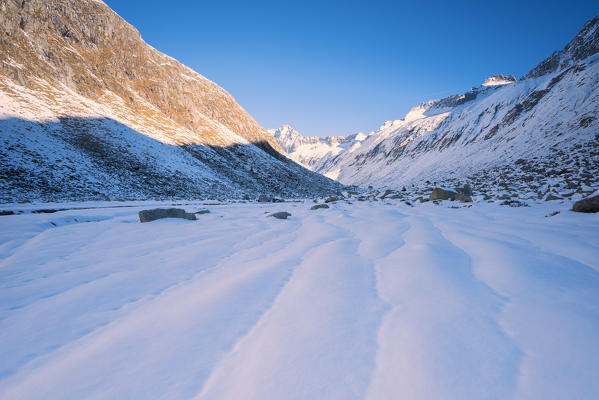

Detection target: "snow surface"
[1, 200, 598, 399]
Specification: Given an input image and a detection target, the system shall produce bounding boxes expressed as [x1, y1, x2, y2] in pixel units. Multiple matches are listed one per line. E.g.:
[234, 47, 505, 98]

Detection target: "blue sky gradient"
[105, 0, 598, 137]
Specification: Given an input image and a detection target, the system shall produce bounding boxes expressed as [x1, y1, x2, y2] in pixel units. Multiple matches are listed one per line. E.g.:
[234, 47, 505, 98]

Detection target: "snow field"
[0, 201, 598, 399]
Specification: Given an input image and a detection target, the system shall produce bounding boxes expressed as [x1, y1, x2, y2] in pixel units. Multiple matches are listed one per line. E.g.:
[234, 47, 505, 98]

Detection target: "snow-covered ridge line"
[271, 14, 599, 193]
[267, 125, 368, 170]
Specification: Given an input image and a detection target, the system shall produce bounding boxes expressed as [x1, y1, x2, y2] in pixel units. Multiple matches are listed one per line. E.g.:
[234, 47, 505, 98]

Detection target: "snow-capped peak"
[268, 125, 371, 171]
[482, 74, 516, 86]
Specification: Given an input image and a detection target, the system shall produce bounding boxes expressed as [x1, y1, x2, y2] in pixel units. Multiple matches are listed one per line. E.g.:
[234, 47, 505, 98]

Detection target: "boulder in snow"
[139, 208, 197, 223]
[268, 211, 292, 219]
[572, 194, 599, 213]
[429, 188, 472, 202]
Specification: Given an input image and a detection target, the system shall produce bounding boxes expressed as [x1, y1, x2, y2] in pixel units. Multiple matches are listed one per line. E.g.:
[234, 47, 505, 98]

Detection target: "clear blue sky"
[105, 0, 597, 137]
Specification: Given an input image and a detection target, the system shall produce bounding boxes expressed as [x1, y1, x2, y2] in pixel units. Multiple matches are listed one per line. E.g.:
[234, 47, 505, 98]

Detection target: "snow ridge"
[270, 14, 599, 192]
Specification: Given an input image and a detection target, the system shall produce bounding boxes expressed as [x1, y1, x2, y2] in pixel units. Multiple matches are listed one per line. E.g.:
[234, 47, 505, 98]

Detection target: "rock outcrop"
[524, 14, 599, 79]
[268, 211, 291, 219]
[572, 194, 599, 213]
[139, 208, 197, 223]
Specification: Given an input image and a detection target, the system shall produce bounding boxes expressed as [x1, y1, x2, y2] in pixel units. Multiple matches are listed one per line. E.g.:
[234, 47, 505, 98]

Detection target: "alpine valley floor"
[0, 200, 598, 399]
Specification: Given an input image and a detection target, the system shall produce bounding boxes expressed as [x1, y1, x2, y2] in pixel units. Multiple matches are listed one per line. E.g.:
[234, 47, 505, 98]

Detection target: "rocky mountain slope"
[0, 0, 340, 202]
[273, 15, 599, 201]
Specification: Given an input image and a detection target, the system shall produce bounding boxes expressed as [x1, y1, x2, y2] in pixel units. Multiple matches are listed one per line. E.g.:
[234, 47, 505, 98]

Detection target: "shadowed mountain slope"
[0, 0, 340, 201]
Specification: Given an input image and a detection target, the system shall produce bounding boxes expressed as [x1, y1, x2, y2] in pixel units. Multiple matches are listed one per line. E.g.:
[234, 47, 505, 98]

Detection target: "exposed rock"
[524, 15, 599, 79]
[455, 183, 473, 196]
[572, 195, 599, 213]
[429, 188, 458, 201]
[501, 200, 529, 207]
[325, 196, 339, 203]
[268, 211, 292, 219]
[310, 204, 330, 210]
[454, 193, 473, 203]
[429, 187, 473, 202]
[545, 194, 563, 201]
[195, 209, 210, 215]
[257, 194, 272, 203]
[381, 189, 395, 199]
[139, 208, 197, 223]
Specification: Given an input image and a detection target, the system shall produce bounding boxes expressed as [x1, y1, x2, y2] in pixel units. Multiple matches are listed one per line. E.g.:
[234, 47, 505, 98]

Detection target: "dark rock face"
[524, 14, 599, 79]
[455, 193, 473, 203]
[268, 212, 291, 219]
[429, 188, 472, 202]
[545, 194, 563, 201]
[311, 204, 330, 210]
[430, 188, 457, 201]
[139, 208, 197, 223]
[572, 195, 599, 213]
[456, 184, 473, 197]
[325, 196, 339, 203]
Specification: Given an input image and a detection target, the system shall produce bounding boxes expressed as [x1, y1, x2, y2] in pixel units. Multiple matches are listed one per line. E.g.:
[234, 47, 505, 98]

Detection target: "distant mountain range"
[271, 15, 599, 195]
[0, 0, 340, 202]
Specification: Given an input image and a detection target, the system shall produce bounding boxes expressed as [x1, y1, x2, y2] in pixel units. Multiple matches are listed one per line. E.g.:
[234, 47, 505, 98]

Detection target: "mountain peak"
[482, 74, 516, 87]
[524, 13, 599, 79]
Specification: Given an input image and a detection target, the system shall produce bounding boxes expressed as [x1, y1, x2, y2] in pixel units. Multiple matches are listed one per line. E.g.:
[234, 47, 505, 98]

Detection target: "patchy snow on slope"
[269, 16, 598, 194]
[310, 53, 599, 190]
[0, 200, 598, 399]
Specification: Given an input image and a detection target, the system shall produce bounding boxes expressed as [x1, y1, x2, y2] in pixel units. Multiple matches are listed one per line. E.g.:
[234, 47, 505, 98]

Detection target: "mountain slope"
[272, 15, 599, 196]
[0, 0, 340, 201]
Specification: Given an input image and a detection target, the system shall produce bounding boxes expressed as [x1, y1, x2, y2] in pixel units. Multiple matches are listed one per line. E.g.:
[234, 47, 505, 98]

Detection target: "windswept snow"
[0, 201, 598, 399]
